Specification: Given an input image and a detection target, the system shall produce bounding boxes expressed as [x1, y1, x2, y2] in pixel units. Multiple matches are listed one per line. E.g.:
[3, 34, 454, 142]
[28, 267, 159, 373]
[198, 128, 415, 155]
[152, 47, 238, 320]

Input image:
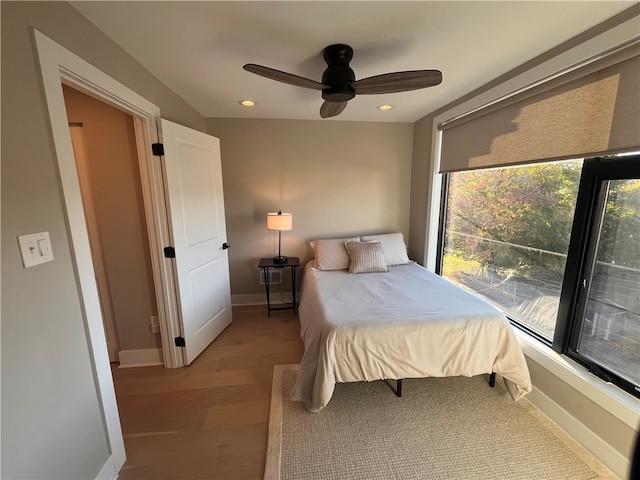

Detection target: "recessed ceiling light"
[377, 104, 394, 111]
[240, 100, 256, 107]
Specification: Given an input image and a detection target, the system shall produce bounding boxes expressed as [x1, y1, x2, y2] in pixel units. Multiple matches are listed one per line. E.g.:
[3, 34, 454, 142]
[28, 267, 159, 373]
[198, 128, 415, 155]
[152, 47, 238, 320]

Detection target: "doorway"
[64, 86, 162, 366]
[35, 29, 232, 474]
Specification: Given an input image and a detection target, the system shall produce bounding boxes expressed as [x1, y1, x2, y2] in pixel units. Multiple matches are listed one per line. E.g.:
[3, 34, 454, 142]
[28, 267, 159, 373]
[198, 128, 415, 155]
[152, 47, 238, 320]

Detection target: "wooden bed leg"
[396, 379, 403, 397]
[489, 372, 496, 388]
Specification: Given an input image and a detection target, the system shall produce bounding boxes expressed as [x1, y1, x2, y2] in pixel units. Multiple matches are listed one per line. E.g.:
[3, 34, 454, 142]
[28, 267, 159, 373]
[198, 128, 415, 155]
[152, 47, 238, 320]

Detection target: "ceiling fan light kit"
[243, 44, 442, 119]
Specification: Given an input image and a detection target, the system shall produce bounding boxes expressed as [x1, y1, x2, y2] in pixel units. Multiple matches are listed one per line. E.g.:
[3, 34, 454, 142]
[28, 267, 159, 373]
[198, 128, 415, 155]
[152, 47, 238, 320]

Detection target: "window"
[438, 156, 640, 398]
[561, 157, 640, 396]
[439, 159, 583, 342]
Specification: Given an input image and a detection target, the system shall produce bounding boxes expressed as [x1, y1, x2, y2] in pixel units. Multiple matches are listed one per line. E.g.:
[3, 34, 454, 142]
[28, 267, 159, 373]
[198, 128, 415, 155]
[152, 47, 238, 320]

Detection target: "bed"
[290, 236, 532, 412]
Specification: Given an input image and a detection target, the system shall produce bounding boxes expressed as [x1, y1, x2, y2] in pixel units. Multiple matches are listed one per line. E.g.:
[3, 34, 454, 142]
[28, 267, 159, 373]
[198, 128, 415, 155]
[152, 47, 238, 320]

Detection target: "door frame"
[33, 28, 186, 475]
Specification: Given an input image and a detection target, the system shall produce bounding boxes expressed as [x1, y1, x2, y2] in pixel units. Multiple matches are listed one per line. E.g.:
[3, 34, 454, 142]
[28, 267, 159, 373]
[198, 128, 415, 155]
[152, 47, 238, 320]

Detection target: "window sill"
[514, 328, 640, 429]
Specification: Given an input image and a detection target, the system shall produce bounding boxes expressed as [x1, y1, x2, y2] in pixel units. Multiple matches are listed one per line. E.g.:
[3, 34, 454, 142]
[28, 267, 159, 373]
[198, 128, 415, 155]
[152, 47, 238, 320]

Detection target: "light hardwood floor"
[113, 305, 304, 479]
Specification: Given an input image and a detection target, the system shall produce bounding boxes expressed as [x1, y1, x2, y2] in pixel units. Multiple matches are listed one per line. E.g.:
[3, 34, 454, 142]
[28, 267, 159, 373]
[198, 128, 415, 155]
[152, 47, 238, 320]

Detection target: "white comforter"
[290, 262, 532, 412]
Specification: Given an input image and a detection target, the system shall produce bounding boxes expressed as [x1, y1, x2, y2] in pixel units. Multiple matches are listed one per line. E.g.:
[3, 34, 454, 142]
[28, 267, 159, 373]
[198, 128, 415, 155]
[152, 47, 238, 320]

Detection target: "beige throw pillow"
[345, 240, 388, 274]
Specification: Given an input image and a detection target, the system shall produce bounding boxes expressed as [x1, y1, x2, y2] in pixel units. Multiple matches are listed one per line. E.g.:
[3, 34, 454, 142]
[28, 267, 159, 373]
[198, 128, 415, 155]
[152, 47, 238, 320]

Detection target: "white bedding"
[290, 261, 532, 412]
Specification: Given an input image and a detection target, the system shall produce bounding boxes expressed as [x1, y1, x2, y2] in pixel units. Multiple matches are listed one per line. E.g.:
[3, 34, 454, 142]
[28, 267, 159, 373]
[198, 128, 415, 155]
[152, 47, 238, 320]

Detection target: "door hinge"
[164, 246, 176, 258]
[152, 143, 165, 156]
[174, 336, 186, 347]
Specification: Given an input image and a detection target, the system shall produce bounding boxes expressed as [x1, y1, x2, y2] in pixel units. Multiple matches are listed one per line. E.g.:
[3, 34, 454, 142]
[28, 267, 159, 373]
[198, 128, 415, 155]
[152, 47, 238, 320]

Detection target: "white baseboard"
[95, 455, 118, 479]
[118, 348, 164, 368]
[527, 386, 630, 479]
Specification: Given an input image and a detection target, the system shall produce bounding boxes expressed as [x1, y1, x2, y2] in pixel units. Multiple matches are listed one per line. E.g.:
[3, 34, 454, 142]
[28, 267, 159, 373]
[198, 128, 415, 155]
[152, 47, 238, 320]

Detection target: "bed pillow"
[360, 233, 410, 265]
[310, 237, 360, 270]
[345, 240, 388, 274]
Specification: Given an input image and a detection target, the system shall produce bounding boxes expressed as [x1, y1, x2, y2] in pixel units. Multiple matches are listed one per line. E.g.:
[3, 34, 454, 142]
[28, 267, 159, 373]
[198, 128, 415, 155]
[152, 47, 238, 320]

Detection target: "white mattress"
[290, 261, 532, 412]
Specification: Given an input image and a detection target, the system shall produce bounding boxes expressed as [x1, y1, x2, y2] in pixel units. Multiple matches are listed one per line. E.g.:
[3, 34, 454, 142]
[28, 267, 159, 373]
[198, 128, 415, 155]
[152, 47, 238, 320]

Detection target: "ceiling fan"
[243, 44, 442, 118]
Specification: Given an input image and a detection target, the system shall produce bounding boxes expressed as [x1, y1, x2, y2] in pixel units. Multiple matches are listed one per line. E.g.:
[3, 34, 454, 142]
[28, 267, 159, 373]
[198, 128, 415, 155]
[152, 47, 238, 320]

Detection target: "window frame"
[436, 155, 640, 399]
[557, 156, 640, 397]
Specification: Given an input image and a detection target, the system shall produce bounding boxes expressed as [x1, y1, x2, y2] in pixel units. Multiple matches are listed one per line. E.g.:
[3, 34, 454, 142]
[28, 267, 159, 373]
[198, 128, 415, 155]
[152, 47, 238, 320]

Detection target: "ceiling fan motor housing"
[321, 44, 356, 102]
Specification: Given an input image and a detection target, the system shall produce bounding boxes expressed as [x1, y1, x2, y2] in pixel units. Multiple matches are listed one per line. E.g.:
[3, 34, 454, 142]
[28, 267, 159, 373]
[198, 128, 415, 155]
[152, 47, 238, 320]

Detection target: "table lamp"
[267, 210, 292, 264]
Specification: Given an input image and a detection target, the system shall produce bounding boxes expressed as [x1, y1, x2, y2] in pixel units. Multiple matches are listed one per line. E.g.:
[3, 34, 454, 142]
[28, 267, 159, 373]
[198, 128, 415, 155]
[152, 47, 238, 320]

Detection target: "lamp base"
[273, 255, 288, 264]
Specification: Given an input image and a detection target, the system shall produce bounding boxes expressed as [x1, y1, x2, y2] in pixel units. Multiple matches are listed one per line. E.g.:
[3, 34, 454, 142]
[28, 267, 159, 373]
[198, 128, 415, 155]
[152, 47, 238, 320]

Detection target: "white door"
[69, 125, 121, 362]
[161, 119, 232, 364]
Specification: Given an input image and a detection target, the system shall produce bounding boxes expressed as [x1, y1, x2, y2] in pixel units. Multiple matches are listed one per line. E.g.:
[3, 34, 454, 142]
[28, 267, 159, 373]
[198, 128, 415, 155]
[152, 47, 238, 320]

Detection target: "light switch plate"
[18, 231, 54, 268]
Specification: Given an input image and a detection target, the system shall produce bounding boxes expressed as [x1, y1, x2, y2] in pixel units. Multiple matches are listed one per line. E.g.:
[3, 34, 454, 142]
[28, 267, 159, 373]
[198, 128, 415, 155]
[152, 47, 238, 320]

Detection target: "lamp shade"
[267, 211, 292, 231]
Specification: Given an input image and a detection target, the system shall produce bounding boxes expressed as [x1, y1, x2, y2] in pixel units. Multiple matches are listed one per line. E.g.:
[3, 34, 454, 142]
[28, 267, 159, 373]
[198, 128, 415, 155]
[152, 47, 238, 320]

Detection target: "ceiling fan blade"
[353, 70, 442, 95]
[320, 101, 348, 118]
[243, 64, 327, 90]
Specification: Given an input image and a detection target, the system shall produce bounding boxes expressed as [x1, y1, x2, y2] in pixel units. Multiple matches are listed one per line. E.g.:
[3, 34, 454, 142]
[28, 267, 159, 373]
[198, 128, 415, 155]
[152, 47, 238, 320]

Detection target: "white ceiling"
[70, 1, 635, 122]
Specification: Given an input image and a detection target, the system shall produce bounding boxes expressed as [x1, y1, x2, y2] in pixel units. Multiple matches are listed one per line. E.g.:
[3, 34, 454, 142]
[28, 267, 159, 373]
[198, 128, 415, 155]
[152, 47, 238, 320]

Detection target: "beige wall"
[1, 2, 205, 477]
[206, 118, 414, 298]
[63, 85, 160, 352]
[408, 115, 435, 265]
[526, 359, 636, 457]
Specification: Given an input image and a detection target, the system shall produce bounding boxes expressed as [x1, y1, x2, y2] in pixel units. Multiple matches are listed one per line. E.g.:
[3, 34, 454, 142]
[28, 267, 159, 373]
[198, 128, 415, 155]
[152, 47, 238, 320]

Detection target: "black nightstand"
[258, 257, 300, 317]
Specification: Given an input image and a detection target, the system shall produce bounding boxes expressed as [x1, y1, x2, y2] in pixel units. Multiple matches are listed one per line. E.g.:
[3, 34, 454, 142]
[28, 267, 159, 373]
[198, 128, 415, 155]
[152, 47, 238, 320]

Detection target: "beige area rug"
[265, 365, 618, 480]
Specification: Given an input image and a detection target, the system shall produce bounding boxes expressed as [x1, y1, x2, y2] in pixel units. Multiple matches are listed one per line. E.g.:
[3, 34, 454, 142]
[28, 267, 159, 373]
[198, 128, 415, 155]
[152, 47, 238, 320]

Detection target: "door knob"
[222, 242, 230, 250]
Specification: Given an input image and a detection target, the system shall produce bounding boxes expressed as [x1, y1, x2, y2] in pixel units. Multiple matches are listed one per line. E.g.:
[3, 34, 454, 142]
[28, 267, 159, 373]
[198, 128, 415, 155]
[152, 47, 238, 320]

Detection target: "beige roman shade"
[439, 41, 640, 172]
